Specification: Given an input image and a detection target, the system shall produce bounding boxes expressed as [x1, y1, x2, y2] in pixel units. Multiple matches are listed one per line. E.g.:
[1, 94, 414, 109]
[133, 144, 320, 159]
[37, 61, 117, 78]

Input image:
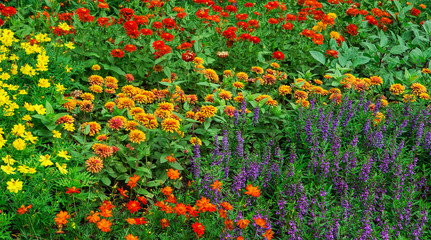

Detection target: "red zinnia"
[161, 32, 174, 41]
[111, 49, 124, 58]
[192, 222, 205, 238]
[346, 24, 358, 36]
[182, 50, 196, 62]
[272, 51, 285, 60]
[66, 187, 81, 194]
[326, 49, 339, 58]
[124, 44, 137, 53]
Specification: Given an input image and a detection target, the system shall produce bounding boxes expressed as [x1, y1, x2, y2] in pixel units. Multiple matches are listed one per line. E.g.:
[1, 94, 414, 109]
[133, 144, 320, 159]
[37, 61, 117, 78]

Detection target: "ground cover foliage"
[0, 0, 431, 239]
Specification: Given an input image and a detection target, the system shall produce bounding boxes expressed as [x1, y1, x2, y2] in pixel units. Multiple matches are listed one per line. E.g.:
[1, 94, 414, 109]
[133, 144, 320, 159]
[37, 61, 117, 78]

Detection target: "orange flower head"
[167, 168, 180, 180]
[245, 184, 261, 197]
[127, 200, 141, 214]
[97, 219, 112, 232]
[211, 180, 223, 192]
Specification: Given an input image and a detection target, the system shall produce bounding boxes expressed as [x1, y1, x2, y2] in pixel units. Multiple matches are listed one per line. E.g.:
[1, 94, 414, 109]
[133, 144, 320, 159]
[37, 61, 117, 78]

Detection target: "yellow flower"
[64, 123, 75, 132]
[13, 138, 26, 150]
[39, 154, 53, 167]
[52, 130, 61, 138]
[22, 115, 32, 121]
[27, 167, 37, 174]
[17, 165, 30, 174]
[92, 64, 101, 70]
[2, 155, 15, 165]
[7, 178, 23, 193]
[33, 104, 46, 115]
[58, 22, 71, 31]
[1, 165, 15, 174]
[19, 90, 28, 95]
[58, 150, 71, 161]
[327, 13, 337, 19]
[38, 78, 51, 88]
[20, 64, 37, 77]
[55, 83, 66, 93]
[64, 42, 75, 49]
[23, 132, 38, 144]
[56, 162, 68, 174]
[12, 123, 26, 137]
[65, 65, 73, 73]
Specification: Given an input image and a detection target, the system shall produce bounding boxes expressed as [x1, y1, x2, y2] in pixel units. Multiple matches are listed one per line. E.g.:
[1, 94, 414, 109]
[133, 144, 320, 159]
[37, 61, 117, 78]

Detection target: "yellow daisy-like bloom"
[12, 124, 26, 137]
[39, 154, 53, 167]
[279, 85, 292, 96]
[389, 84, 405, 95]
[129, 130, 146, 143]
[81, 122, 101, 136]
[89, 85, 103, 93]
[52, 130, 61, 138]
[134, 113, 158, 129]
[161, 118, 180, 133]
[193, 57, 204, 65]
[327, 13, 337, 19]
[233, 81, 244, 89]
[1, 165, 16, 174]
[200, 105, 217, 118]
[38, 78, 51, 88]
[92, 64, 101, 71]
[411, 83, 427, 96]
[236, 72, 248, 81]
[204, 69, 219, 83]
[64, 123, 75, 132]
[270, 62, 280, 68]
[421, 68, 431, 74]
[7, 178, 23, 193]
[13, 138, 26, 151]
[381, 99, 389, 107]
[58, 22, 71, 31]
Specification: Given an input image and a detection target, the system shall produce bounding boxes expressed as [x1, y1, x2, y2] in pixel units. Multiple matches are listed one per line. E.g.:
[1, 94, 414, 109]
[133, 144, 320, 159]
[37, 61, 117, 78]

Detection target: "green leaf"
[353, 57, 370, 67]
[390, 45, 409, 55]
[45, 101, 54, 116]
[309, 51, 326, 65]
[84, 124, 91, 135]
[136, 188, 154, 198]
[163, 66, 171, 79]
[101, 177, 111, 186]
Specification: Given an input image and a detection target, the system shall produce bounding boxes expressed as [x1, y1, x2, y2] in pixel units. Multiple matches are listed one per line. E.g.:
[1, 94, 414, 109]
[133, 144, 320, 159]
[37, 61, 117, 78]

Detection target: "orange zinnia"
[87, 211, 101, 223]
[167, 168, 180, 180]
[174, 203, 187, 216]
[254, 217, 267, 228]
[245, 184, 261, 197]
[127, 174, 140, 189]
[97, 219, 112, 232]
[211, 180, 222, 192]
[161, 186, 173, 196]
[160, 218, 170, 229]
[236, 219, 250, 229]
[125, 234, 139, 240]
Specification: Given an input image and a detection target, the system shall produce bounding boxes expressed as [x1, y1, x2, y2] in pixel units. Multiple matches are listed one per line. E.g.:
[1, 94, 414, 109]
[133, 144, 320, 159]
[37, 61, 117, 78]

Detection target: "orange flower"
[174, 203, 187, 216]
[195, 196, 217, 213]
[125, 234, 139, 240]
[224, 219, 233, 230]
[167, 168, 180, 180]
[192, 222, 205, 238]
[117, 187, 129, 198]
[263, 229, 274, 240]
[127, 200, 141, 214]
[97, 219, 112, 232]
[160, 218, 170, 229]
[166, 154, 176, 163]
[220, 202, 233, 210]
[17, 205, 32, 215]
[127, 174, 140, 189]
[55, 211, 70, 226]
[161, 186, 173, 196]
[211, 180, 222, 192]
[245, 184, 261, 197]
[126, 218, 136, 225]
[236, 219, 250, 229]
[254, 217, 267, 228]
[219, 208, 227, 219]
[87, 211, 101, 223]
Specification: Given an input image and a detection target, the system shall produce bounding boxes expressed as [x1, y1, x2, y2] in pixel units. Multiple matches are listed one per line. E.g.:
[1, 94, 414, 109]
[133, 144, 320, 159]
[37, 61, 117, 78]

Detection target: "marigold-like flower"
[167, 168, 180, 179]
[85, 156, 104, 173]
[125, 234, 139, 240]
[127, 200, 141, 214]
[389, 84, 405, 95]
[237, 219, 250, 229]
[294, 90, 308, 100]
[81, 122, 101, 136]
[129, 130, 146, 143]
[190, 137, 202, 145]
[211, 180, 222, 192]
[160, 218, 170, 229]
[245, 184, 261, 197]
[55, 211, 70, 226]
[279, 85, 292, 96]
[219, 89, 233, 100]
[233, 81, 244, 89]
[192, 222, 205, 238]
[161, 118, 180, 133]
[97, 219, 112, 232]
[200, 105, 217, 118]
[411, 83, 427, 96]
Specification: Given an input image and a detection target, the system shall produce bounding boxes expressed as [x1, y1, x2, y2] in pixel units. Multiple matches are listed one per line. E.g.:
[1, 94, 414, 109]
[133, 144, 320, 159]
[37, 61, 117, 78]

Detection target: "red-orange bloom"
[237, 219, 250, 229]
[127, 201, 141, 214]
[174, 203, 188, 216]
[245, 184, 261, 197]
[117, 187, 129, 198]
[192, 222, 205, 238]
[66, 186, 81, 194]
[211, 180, 223, 192]
[127, 174, 140, 189]
[55, 211, 70, 226]
[17, 205, 32, 215]
[160, 218, 170, 229]
[167, 168, 180, 180]
[97, 219, 112, 232]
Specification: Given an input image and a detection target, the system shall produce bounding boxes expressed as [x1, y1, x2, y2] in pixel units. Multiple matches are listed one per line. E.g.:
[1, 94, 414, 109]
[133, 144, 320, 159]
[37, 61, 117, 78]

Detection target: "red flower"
[117, 187, 129, 198]
[250, 36, 261, 44]
[111, 49, 125, 58]
[272, 51, 285, 61]
[346, 24, 358, 36]
[124, 44, 137, 53]
[192, 222, 205, 238]
[138, 196, 147, 205]
[326, 49, 339, 58]
[152, 21, 163, 29]
[182, 50, 196, 62]
[411, 7, 421, 17]
[225, 5, 237, 13]
[152, 40, 166, 50]
[66, 187, 81, 194]
[244, 3, 254, 7]
[1, 6, 17, 17]
[222, 30, 236, 40]
[286, 14, 296, 21]
[282, 22, 294, 30]
[162, 18, 176, 29]
[268, 18, 279, 24]
[140, 28, 153, 36]
[127, 201, 141, 214]
[161, 32, 174, 41]
[119, 8, 134, 21]
[123, 21, 138, 32]
[17, 205, 32, 215]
